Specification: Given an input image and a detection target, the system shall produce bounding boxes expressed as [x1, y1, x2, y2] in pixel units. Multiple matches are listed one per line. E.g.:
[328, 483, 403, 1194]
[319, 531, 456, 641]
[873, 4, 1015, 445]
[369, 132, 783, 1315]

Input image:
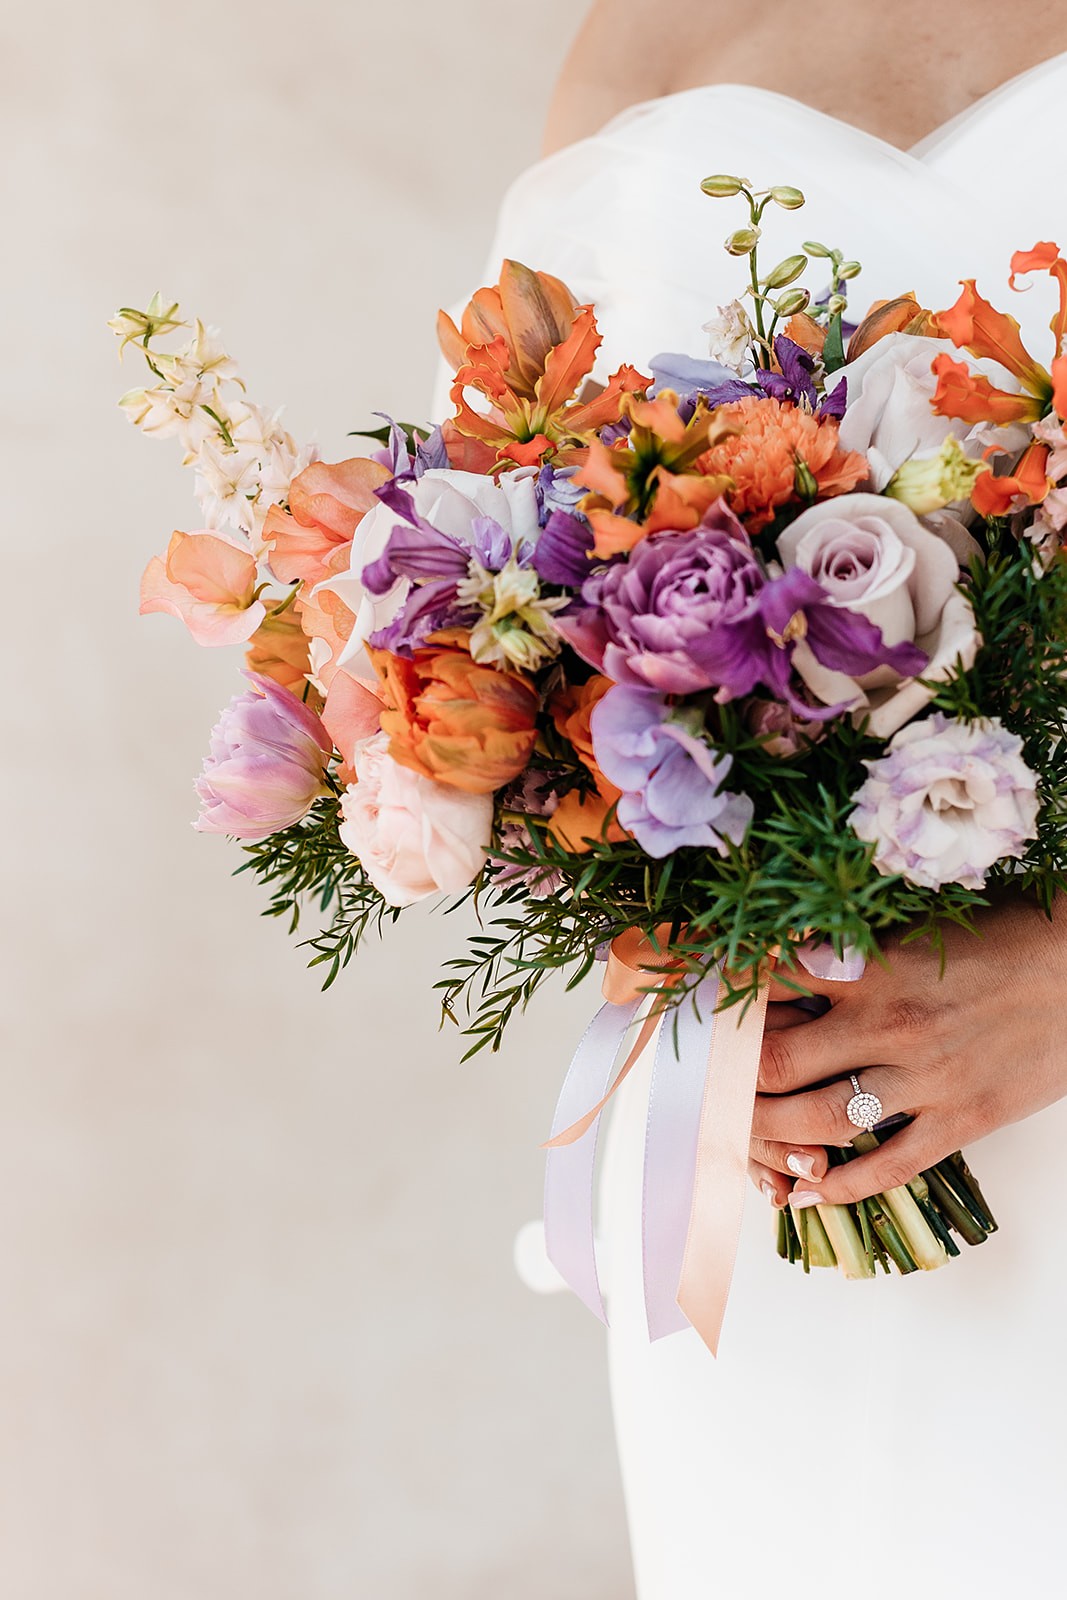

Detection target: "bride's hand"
[747, 893, 1067, 1208]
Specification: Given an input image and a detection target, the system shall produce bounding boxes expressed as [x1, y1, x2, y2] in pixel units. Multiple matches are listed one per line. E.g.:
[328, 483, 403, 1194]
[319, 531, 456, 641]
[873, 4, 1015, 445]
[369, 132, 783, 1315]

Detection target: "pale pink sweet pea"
[195, 672, 333, 839]
[140, 528, 265, 647]
[339, 732, 492, 906]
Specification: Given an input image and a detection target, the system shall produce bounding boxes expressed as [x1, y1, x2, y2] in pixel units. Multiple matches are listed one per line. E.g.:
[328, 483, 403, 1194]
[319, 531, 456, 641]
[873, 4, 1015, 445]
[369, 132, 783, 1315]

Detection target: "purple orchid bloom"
[361, 479, 525, 656]
[755, 337, 818, 408]
[532, 509, 599, 587]
[687, 565, 928, 717]
[590, 686, 753, 859]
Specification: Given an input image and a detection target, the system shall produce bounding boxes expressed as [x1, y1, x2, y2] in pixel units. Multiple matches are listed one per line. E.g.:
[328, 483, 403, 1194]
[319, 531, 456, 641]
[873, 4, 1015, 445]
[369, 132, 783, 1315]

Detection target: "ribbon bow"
[543, 928, 862, 1354]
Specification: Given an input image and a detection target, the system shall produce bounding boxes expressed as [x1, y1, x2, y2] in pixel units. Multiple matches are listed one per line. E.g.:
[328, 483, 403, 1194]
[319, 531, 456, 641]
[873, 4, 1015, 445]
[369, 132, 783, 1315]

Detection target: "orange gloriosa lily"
[971, 440, 1052, 519]
[574, 391, 735, 558]
[931, 244, 1067, 428]
[438, 260, 649, 473]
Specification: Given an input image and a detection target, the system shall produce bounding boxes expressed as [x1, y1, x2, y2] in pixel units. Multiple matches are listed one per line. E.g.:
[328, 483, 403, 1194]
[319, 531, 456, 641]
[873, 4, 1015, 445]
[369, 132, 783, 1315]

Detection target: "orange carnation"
[369, 644, 539, 795]
[697, 396, 867, 532]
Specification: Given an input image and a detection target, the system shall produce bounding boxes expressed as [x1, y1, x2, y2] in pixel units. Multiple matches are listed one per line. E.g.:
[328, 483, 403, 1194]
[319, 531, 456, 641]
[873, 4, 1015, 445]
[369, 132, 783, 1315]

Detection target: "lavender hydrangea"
[590, 686, 753, 858]
[850, 713, 1039, 890]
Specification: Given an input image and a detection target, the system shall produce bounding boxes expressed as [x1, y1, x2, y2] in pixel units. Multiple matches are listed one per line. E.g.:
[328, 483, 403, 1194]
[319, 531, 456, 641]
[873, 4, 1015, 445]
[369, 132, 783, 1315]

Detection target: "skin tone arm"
[748, 894, 1067, 1207]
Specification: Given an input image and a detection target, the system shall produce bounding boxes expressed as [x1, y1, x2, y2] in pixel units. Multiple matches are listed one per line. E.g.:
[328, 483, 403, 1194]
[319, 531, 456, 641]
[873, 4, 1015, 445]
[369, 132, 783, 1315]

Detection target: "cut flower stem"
[778, 1131, 996, 1280]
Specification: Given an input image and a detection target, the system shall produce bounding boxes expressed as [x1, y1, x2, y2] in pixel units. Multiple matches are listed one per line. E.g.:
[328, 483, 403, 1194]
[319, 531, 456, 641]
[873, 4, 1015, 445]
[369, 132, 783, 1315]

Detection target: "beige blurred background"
[2, 2, 638, 1594]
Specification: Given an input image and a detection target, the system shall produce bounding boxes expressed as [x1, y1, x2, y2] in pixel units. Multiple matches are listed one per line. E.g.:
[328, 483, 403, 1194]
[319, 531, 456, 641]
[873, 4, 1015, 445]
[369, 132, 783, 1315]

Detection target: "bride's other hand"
[749, 894, 1067, 1206]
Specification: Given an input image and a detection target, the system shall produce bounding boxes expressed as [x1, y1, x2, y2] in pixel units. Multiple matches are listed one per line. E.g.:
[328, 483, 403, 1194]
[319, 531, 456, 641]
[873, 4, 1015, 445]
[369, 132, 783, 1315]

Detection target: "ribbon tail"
[642, 968, 722, 1342]
[676, 982, 770, 1356]
[543, 997, 643, 1323]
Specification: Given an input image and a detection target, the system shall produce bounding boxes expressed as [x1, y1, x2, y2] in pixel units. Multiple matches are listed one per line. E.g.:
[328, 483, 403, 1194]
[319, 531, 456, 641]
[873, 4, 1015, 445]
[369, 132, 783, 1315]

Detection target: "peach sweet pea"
[370, 643, 538, 795]
[264, 456, 390, 589]
[140, 528, 265, 647]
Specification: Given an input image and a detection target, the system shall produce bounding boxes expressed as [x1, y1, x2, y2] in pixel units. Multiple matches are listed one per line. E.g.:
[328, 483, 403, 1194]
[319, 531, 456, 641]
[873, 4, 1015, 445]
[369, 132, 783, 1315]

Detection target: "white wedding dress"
[454, 55, 1067, 1599]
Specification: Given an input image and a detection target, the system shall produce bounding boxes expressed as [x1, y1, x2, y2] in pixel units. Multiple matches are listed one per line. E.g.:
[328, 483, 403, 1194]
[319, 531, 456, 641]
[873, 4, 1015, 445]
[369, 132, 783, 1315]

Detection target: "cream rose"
[777, 494, 980, 738]
[321, 466, 541, 685]
[338, 732, 493, 907]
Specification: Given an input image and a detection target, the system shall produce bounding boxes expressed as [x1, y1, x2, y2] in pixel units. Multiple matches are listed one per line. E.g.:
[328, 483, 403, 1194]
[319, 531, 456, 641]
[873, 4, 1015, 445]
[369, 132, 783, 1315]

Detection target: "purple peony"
[850, 713, 1039, 890]
[556, 509, 766, 695]
[590, 685, 753, 858]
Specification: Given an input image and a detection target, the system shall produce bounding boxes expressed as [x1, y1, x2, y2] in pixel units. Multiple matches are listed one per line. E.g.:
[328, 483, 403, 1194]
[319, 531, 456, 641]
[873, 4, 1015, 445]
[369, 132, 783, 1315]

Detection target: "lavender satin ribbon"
[641, 968, 722, 1340]
[543, 995, 643, 1323]
[543, 942, 865, 1348]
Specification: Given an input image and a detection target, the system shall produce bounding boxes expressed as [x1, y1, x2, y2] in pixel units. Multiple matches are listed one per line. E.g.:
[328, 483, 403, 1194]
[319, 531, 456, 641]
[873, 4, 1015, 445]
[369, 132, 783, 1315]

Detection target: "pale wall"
[2, 3, 636, 1594]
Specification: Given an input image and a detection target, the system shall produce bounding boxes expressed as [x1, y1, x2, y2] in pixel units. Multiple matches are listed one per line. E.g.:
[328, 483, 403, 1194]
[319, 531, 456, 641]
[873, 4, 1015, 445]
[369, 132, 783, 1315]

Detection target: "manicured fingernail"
[787, 1152, 816, 1180]
[790, 1190, 823, 1210]
[760, 1180, 778, 1205]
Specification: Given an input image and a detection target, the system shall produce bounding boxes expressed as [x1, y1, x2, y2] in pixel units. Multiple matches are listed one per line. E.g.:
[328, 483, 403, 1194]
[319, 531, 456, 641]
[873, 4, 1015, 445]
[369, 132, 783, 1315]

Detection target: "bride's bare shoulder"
[541, 0, 692, 155]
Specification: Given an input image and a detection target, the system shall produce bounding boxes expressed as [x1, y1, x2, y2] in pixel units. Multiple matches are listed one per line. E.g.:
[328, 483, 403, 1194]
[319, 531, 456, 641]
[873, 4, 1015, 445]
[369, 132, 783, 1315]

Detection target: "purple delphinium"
[590, 686, 753, 859]
[368, 414, 449, 479]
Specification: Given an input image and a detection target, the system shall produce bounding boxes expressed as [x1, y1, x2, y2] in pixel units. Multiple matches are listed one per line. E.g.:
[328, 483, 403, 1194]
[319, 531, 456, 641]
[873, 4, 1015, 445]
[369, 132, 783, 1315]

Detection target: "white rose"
[338, 733, 493, 907]
[777, 494, 980, 738]
[837, 332, 1027, 491]
[322, 465, 541, 685]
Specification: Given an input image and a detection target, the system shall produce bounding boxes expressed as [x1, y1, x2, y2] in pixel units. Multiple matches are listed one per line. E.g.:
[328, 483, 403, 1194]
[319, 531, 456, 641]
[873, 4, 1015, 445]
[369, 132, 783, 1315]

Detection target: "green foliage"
[236, 537, 1067, 1052]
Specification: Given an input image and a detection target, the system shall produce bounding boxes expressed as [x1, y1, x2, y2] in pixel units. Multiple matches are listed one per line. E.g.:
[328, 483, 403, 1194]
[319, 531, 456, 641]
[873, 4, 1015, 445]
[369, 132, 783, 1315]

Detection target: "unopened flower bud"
[794, 459, 819, 500]
[769, 185, 805, 210]
[827, 294, 848, 316]
[837, 260, 863, 281]
[701, 173, 747, 197]
[763, 254, 808, 289]
[802, 240, 832, 259]
[774, 288, 812, 317]
[885, 436, 989, 515]
[725, 226, 761, 256]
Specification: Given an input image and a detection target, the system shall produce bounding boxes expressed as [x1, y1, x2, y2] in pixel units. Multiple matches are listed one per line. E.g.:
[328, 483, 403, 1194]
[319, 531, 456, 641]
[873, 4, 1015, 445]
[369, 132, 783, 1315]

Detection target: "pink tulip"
[140, 529, 265, 647]
[195, 673, 333, 839]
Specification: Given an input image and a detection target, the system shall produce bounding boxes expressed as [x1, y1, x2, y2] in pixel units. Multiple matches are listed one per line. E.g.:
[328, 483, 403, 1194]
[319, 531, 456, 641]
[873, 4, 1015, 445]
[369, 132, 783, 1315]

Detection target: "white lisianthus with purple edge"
[850, 714, 1039, 890]
[590, 686, 753, 859]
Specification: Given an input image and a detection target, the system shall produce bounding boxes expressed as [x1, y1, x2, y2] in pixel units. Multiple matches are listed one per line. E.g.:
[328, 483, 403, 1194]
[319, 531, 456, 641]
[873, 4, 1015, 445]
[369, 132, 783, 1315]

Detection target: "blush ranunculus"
[194, 672, 333, 839]
[776, 494, 980, 738]
[264, 456, 391, 588]
[338, 732, 492, 906]
[369, 643, 539, 794]
[140, 528, 265, 647]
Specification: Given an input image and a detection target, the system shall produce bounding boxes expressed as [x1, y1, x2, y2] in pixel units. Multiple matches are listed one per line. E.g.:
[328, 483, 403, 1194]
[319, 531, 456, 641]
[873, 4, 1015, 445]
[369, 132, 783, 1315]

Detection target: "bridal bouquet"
[114, 176, 1067, 1346]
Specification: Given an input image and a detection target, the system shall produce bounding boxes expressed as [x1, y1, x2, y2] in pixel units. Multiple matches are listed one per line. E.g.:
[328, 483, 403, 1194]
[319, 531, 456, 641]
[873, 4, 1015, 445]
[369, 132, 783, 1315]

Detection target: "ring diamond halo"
[845, 1074, 883, 1133]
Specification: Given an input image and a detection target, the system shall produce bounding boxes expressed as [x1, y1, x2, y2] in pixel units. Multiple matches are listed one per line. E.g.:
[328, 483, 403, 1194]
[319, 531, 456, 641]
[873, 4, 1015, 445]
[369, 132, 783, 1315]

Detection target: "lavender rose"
[776, 494, 980, 737]
[590, 685, 753, 858]
[850, 713, 1039, 890]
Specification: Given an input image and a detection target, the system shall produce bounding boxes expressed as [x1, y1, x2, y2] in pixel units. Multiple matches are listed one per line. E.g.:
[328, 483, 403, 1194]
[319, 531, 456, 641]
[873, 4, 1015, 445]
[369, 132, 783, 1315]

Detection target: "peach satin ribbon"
[543, 929, 856, 1355]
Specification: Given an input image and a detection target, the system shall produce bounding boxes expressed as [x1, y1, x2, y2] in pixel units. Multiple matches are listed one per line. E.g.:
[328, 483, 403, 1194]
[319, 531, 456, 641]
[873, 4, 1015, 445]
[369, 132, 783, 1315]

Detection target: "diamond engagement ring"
[845, 1073, 883, 1132]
